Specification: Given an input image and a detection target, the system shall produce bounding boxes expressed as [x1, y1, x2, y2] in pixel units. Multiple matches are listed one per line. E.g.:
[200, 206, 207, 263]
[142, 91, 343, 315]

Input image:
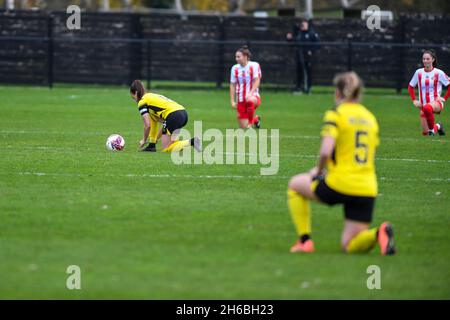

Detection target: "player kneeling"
[287, 72, 396, 255]
[230, 46, 262, 129]
[130, 80, 201, 152]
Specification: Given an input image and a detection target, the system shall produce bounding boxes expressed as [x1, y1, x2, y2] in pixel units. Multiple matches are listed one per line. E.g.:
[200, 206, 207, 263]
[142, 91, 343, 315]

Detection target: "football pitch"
[0, 84, 448, 299]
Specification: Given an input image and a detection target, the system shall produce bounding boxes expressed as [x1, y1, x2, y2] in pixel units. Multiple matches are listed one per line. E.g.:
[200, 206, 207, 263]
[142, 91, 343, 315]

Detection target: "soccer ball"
[106, 134, 125, 151]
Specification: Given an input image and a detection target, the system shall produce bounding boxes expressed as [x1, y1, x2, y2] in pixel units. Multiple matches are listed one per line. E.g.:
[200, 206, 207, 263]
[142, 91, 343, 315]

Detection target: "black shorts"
[313, 177, 375, 223]
[162, 110, 188, 135]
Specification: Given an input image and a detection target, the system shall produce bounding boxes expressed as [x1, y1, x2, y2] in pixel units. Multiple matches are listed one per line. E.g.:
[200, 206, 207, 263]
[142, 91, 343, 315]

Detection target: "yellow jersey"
[137, 93, 185, 120]
[320, 102, 379, 197]
[137, 93, 185, 143]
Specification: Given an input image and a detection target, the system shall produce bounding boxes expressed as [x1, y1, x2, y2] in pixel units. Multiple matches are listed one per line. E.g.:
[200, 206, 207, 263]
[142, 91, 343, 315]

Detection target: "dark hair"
[423, 49, 437, 68]
[237, 45, 251, 59]
[333, 71, 363, 102]
[130, 79, 145, 100]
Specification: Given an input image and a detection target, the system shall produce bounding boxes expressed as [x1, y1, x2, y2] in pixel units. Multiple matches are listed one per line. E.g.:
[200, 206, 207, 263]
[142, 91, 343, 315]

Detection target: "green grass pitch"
[0, 84, 448, 299]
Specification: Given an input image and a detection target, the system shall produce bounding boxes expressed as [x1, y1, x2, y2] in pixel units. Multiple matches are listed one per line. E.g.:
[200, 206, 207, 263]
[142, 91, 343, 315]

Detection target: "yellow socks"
[287, 188, 311, 237]
[346, 228, 378, 253]
[161, 139, 191, 152]
[287, 187, 378, 253]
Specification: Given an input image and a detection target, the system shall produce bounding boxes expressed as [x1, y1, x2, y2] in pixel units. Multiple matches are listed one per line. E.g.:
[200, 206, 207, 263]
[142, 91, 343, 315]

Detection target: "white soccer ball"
[106, 134, 125, 151]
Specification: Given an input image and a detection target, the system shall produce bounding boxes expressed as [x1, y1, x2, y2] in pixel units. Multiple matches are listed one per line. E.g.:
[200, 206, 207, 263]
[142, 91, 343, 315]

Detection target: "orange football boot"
[290, 239, 315, 253]
[378, 222, 396, 255]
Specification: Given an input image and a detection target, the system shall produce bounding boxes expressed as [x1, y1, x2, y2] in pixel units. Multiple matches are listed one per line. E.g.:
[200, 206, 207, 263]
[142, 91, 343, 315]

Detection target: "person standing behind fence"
[230, 46, 262, 129]
[286, 19, 320, 94]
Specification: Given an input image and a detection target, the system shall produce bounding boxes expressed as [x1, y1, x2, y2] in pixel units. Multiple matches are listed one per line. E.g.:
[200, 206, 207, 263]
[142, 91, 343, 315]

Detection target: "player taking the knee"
[287, 71, 396, 255]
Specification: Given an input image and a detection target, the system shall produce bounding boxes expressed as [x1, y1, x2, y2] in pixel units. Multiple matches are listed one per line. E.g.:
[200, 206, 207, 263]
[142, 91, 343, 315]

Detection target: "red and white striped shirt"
[409, 68, 450, 105]
[230, 61, 262, 103]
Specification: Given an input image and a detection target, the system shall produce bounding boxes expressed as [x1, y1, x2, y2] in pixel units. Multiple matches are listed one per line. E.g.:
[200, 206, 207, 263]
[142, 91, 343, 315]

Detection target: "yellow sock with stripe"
[162, 139, 191, 152]
[287, 188, 311, 238]
[346, 228, 378, 253]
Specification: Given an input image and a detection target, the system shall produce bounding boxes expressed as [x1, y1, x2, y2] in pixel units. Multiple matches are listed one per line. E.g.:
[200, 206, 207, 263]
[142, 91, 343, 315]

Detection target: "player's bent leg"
[236, 103, 250, 128]
[420, 110, 429, 135]
[246, 96, 261, 128]
[342, 197, 378, 253]
[287, 173, 317, 253]
[430, 100, 443, 113]
[160, 134, 171, 149]
[288, 173, 318, 200]
[342, 220, 376, 253]
[254, 96, 261, 109]
[422, 103, 436, 135]
[160, 111, 202, 152]
[430, 100, 445, 135]
[161, 133, 201, 153]
[245, 98, 256, 126]
[253, 96, 262, 128]
[160, 133, 186, 152]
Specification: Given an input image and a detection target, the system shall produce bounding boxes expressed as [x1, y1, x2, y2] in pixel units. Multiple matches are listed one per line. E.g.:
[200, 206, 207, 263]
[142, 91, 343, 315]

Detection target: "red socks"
[246, 100, 255, 124]
[422, 104, 435, 132]
[420, 110, 428, 135]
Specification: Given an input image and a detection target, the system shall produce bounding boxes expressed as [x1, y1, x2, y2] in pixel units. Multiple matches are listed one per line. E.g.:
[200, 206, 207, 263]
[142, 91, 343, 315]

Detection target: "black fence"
[1, 10, 449, 91]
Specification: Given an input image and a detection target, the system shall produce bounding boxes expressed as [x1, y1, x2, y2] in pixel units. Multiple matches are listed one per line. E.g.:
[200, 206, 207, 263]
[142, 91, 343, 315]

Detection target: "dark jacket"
[290, 25, 320, 54]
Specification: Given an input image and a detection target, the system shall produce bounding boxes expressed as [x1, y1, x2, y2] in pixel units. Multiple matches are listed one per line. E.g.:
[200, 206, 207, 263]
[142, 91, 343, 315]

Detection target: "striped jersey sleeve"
[439, 70, 450, 86]
[230, 65, 237, 83]
[409, 69, 419, 87]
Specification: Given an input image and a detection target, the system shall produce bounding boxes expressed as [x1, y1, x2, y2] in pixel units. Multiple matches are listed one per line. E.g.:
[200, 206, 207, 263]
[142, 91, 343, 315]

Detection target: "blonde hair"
[333, 71, 363, 102]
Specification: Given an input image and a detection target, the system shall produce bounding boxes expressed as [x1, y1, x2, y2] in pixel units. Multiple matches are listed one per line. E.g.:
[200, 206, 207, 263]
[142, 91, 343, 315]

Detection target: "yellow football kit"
[320, 102, 379, 197]
[288, 102, 390, 254]
[137, 93, 185, 143]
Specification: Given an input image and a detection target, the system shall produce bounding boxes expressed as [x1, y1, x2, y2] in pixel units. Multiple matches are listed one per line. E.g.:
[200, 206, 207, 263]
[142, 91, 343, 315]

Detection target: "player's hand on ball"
[413, 100, 422, 108]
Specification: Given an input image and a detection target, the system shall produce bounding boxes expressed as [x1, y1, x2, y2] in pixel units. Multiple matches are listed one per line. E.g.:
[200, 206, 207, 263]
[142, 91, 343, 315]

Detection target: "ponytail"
[333, 71, 363, 102]
[130, 80, 146, 101]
